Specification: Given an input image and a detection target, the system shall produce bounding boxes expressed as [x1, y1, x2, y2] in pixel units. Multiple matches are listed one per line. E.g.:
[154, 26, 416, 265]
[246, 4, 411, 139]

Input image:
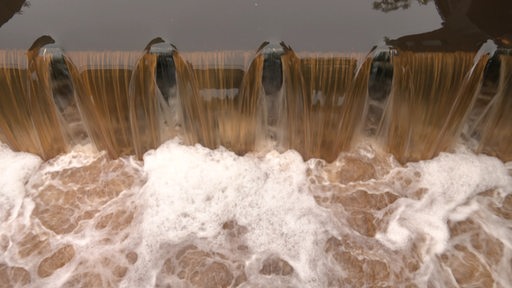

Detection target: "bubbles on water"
[0, 140, 511, 287]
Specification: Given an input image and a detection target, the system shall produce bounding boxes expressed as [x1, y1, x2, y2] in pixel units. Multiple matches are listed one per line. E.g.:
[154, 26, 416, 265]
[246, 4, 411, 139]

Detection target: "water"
[0, 46, 509, 163]
[377, 51, 488, 163]
[476, 55, 512, 160]
[0, 141, 511, 287]
[1, 0, 512, 287]
[0, 0, 442, 51]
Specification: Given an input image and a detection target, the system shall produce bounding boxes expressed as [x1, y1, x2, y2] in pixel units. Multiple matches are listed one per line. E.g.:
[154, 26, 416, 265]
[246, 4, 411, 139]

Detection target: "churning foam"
[377, 147, 512, 252]
[128, 139, 336, 286]
[0, 139, 511, 287]
[0, 143, 41, 222]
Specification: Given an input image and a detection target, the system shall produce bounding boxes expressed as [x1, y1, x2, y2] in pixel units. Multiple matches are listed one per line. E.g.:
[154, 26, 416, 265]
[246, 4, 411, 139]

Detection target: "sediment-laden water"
[1, 1, 512, 287]
[0, 45, 511, 288]
[0, 139, 511, 287]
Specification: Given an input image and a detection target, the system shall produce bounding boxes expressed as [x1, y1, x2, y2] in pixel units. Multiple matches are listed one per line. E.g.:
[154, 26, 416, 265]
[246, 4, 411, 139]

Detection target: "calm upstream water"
[2, 0, 442, 51]
[1, 0, 512, 287]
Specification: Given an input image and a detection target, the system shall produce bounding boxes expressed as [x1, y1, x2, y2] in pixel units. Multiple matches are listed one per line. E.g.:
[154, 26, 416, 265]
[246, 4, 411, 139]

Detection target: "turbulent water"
[1, 0, 511, 286]
[0, 138, 511, 287]
[0, 48, 511, 288]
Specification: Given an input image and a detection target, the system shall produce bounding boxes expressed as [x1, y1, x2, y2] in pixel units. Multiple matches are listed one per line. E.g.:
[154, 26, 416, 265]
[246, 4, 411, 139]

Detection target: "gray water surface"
[0, 0, 441, 51]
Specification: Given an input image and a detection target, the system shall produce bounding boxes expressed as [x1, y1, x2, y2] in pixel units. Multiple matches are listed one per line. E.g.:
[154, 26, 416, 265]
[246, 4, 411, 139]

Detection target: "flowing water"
[1, 0, 512, 287]
[0, 140, 511, 287]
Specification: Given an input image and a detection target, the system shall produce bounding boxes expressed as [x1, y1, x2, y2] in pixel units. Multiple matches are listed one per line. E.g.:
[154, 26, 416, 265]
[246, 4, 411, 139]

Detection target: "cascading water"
[1, 0, 512, 287]
[1, 39, 509, 163]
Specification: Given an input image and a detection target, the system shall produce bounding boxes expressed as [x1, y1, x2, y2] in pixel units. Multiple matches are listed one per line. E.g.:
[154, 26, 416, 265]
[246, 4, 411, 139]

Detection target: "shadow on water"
[385, 0, 512, 51]
[0, 0, 29, 28]
[372, 0, 432, 12]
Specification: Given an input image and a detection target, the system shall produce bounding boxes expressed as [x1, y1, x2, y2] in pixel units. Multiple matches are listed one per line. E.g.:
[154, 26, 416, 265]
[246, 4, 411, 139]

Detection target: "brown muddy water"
[0, 0, 512, 287]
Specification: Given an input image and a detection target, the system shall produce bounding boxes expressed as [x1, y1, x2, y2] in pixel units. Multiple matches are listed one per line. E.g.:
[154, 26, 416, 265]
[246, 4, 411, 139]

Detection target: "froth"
[377, 148, 512, 254]
[128, 139, 335, 286]
[1, 140, 511, 287]
[0, 143, 41, 222]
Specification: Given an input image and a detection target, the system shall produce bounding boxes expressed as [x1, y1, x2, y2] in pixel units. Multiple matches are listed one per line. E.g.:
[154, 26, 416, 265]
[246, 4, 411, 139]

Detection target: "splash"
[1, 41, 512, 287]
[0, 140, 511, 287]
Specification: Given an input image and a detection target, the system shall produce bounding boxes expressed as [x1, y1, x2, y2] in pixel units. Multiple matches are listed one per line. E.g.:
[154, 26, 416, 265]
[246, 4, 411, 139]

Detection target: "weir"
[1, 1, 512, 287]
[475, 52, 512, 160]
[0, 37, 510, 163]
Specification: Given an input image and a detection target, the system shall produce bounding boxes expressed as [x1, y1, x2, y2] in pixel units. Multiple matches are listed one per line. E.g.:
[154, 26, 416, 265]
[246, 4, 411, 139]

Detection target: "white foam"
[38, 143, 100, 173]
[126, 139, 335, 287]
[2, 139, 511, 286]
[0, 144, 41, 222]
[376, 150, 512, 254]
